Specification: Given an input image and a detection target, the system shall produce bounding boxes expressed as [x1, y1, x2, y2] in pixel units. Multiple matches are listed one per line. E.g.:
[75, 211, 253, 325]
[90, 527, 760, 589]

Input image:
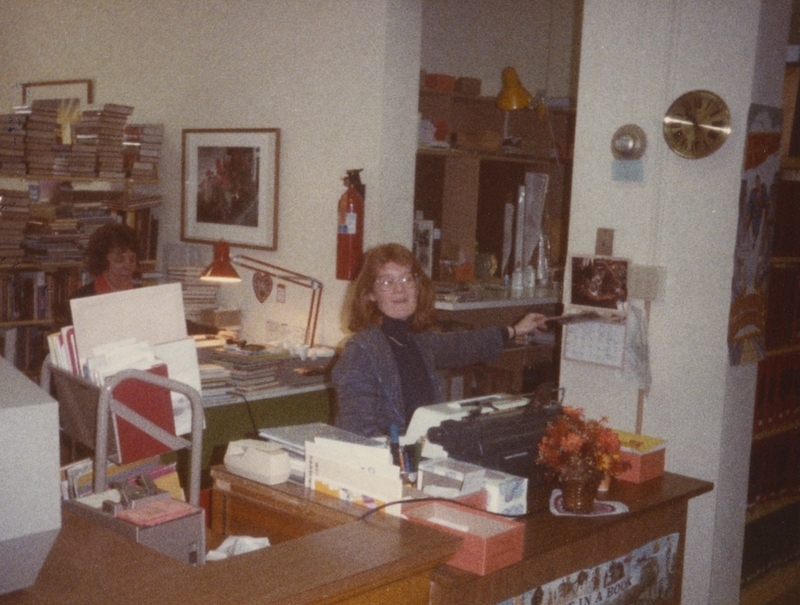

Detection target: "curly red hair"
[347, 243, 436, 332]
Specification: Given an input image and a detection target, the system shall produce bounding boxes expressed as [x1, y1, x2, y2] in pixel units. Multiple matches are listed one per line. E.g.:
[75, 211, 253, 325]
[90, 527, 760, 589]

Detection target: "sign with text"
[498, 533, 680, 605]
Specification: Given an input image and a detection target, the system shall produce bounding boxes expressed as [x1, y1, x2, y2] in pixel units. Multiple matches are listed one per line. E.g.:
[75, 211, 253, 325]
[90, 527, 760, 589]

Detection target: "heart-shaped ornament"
[252, 271, 273, 303]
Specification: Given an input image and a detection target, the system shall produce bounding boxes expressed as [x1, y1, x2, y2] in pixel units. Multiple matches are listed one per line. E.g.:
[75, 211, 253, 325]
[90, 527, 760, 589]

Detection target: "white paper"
[70, 283, 187, 370]
[564, 321, 627, 368]
[154, 338, 203, 435]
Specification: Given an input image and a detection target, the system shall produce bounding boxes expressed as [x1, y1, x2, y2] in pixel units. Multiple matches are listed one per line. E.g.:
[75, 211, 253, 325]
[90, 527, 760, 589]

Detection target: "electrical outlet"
[628, 265, 666, 301]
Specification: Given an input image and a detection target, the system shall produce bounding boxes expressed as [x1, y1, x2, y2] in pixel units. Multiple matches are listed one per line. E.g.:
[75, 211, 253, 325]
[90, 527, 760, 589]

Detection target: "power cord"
[356, 495, 543, 522]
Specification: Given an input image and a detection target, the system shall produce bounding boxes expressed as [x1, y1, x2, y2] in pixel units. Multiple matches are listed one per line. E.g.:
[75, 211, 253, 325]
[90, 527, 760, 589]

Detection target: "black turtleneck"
[381, 315, 436, 422]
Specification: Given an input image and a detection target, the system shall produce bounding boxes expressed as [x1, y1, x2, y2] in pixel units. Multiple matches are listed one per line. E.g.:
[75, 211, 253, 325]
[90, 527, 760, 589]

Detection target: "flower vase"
[560, 473, 601, 514]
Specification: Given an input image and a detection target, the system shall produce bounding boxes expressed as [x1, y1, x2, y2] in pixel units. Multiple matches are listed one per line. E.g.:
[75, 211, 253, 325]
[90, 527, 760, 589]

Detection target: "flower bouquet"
[537, 406, 629, 512]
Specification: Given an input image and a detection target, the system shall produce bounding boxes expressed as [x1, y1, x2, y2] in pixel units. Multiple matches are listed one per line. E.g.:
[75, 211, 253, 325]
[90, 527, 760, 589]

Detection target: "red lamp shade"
[200, 241, 242, 283]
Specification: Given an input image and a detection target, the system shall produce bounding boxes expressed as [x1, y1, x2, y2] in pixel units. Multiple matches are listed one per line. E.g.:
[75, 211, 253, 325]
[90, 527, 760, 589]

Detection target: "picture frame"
[181, 128, 280, 250]
[569, 255, 629, 314]
[22, 79, 93, 106]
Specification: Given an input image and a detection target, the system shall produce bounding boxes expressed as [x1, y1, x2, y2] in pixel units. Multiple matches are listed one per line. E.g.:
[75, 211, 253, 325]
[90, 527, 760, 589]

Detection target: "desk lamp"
[200, 240, 323, 347]
[496, 66, 533, 144]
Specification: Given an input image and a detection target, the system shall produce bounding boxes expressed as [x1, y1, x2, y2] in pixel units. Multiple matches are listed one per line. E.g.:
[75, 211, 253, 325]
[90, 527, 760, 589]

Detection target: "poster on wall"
[498, 533, 681, 605]
[727, 104, 782, 365]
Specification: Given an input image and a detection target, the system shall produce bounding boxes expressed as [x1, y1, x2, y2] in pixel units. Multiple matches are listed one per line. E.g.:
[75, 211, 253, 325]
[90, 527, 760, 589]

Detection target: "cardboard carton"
[403, 501, 524, 575]
[614, 430, 666, 483]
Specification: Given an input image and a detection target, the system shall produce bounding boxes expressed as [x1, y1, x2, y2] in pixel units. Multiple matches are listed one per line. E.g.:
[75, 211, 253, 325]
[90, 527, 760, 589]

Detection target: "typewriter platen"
[424, 385, 563, 484]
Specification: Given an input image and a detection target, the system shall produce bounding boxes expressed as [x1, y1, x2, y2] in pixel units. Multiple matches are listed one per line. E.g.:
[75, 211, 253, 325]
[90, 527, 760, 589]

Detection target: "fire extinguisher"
[336, 169, 365, 280]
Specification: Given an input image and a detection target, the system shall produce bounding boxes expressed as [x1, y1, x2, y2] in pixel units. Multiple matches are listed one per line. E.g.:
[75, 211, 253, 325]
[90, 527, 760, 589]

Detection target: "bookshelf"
[742, 171, 800, 585]
[414, 88, 574, 280]
[0, 102, 164, 378]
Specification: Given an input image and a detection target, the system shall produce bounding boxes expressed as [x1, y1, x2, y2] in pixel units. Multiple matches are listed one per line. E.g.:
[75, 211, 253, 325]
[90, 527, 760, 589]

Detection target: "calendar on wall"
[563, 319, 627, 368]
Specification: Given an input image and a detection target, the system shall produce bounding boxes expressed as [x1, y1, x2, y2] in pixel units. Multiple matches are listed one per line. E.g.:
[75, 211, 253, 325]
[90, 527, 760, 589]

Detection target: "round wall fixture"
[662, 90, 731, 159]
[611, 124, 647, 160]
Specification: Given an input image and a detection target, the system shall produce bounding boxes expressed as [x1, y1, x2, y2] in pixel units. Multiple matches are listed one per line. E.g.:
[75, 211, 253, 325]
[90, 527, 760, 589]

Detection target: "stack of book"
[165, 264, 219, 323]
[24, 99, 63, 176]
[0, 189, 31, 261]
[22, 214, 83, 262]
[124, 123, 164, 180]
[0, 113, 27, 174]
[197, 362, 237, 406]
[209, 344, 293, 395]
[68, 191, 116, 235]
[73, 103, 134, 179]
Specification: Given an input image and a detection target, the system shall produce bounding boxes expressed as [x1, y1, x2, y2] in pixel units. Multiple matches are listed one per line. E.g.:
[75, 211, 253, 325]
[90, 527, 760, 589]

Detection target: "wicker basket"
[560, 475, 601, 514]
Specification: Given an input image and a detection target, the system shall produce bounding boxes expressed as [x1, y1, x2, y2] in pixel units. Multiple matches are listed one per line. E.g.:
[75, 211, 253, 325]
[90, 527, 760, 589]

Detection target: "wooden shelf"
[0, 318, 61, 329]
[417, 145, 571, 164]
[0, 173, 157, 185]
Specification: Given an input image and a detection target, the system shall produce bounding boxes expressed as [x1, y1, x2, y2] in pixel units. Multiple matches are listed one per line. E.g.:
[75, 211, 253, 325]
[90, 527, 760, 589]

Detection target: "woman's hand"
[508, 312, 549, 340]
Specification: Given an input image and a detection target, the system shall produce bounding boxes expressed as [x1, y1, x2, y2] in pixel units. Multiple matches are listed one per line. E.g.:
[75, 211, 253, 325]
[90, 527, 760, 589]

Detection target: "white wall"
[565, 1, 791, 604]
[0, 0, 422, 347]
[1, 1, 791, 601]
[421, 0, 581, 99]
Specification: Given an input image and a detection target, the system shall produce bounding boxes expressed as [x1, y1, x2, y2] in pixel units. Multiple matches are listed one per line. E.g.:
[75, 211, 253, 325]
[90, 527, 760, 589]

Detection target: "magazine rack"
[41, 358, 204, 506]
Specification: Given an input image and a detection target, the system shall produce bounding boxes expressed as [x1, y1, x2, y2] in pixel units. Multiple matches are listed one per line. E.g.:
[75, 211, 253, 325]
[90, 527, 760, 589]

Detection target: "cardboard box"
[417, 457, 485, 496]
[200, 307, 242, 328]
[455, 77, 481, 96]
[403, 501, 523, 575]
[451, 130, 502, 153]
[614, 430, 666, 483]
[423, 72, 457, 92]
[417, 458, 528, 515]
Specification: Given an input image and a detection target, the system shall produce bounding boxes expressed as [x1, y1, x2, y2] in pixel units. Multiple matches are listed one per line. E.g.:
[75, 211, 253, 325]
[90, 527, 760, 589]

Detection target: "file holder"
[41, 359, 206, 564]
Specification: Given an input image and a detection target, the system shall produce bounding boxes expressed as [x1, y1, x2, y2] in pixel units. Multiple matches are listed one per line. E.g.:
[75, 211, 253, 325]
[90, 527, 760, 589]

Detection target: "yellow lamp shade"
[496, 67, 533, 111]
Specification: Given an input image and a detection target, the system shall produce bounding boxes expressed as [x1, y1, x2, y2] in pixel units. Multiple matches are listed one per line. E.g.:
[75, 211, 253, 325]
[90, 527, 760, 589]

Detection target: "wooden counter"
[1, 495, 459, 605]
[430, 472, 713, 605]
[5, 470, 710, 605]
[210, 467, 712, 605]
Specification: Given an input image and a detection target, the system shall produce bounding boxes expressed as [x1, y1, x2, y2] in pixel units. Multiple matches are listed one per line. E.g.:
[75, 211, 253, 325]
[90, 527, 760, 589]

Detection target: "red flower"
[537, 406, 630, 481]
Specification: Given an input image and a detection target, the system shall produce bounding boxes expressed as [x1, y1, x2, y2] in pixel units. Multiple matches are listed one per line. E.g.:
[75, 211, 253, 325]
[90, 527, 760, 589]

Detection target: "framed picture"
[22, 79, 93, 105]
[569, 255, 629, 313]
[181, 128, 280, 250]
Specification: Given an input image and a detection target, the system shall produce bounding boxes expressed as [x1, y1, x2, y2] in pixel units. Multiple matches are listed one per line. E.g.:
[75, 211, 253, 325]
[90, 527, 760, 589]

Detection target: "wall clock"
[662, 90, 731, 159]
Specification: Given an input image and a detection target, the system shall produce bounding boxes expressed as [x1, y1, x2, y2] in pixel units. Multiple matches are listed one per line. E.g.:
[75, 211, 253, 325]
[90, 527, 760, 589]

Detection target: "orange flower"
[537, 406, 630, 481]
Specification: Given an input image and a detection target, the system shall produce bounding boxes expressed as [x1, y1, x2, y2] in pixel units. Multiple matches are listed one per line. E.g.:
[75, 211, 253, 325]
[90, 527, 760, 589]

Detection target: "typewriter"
[424, 384, 563, 484]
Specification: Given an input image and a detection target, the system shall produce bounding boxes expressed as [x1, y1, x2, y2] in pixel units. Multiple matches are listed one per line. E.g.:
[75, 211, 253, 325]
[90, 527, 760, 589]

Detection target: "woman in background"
[71, 222, 139, 300]
[332, 243, 548, 438]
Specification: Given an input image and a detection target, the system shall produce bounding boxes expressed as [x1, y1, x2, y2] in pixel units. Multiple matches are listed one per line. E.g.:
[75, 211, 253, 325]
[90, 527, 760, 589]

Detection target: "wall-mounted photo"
[21, 78, 94, 105]
[569, 255, 629, 312]
[181, 128, 280, 250]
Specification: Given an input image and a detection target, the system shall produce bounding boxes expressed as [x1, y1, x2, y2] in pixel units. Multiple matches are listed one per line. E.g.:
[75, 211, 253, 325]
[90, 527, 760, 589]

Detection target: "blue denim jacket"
[332, 325, 504, 437]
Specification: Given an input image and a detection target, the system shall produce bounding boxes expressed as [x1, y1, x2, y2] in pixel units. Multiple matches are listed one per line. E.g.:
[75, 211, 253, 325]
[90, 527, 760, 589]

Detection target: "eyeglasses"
[374, 274, 416, 290]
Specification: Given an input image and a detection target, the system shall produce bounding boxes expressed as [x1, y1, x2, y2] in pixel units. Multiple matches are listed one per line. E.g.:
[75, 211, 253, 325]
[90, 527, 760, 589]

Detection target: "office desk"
[210, 467, 712, 605]
[194, 383, 332, 488]
[2, 503, 459, 605]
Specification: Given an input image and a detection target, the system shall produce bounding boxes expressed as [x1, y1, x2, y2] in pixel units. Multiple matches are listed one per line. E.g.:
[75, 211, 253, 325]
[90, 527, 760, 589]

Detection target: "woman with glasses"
[332, 243, 548, 438]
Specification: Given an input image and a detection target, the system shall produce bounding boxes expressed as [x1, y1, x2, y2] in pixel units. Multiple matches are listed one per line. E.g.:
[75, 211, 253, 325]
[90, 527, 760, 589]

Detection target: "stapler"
[101, 474, 170, 515]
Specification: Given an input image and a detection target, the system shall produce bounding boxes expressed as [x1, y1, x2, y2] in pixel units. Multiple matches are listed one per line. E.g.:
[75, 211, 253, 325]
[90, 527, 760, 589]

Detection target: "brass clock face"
[663, 90, 731, 159]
